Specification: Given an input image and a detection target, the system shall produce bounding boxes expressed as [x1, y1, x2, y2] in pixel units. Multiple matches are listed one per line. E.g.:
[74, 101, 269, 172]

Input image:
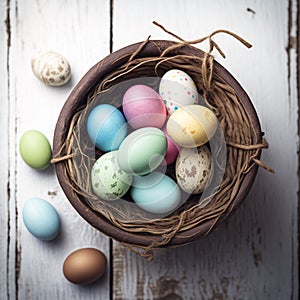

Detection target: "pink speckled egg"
[122, 85, 167, 129]
[163, 127, 180, 165]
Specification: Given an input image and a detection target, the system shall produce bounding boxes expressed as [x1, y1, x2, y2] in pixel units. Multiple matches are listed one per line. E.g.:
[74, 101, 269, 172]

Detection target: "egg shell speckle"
[31, 50, 71, 86]
[166, 105, 218, 148]
[159, 69, 199, 115]
[91, 151, 133, 201]
[176, 145, 213, 194]
[22, 197, 60, 241]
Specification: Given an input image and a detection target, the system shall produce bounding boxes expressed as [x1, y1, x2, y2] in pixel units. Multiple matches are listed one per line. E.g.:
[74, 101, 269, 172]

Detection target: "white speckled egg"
[91, 151, 133, 201]
[176, 145, 213, 194]
[31, 50, 71, 86]
[166, 105, 218, 148]
[159, 69, 199, 115]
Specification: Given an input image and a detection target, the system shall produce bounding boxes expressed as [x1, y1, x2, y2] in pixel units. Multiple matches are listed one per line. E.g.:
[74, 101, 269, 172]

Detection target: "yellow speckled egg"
[166, 105, 217, 148]
[159, 69, 199, 115]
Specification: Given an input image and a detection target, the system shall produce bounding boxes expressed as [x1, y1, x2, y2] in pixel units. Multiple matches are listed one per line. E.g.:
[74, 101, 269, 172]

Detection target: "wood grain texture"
[0, 1, 10, 299]
[2, 0, 111, 299]
[112, 0, 299, 299]
[1, 0, 299, 299]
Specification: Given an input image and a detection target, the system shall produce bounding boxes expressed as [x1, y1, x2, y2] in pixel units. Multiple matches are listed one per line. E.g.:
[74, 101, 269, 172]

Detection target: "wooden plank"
[112, 0, 299, 299]
[0, 1, 11, 299]
[7, 0, 111, 299]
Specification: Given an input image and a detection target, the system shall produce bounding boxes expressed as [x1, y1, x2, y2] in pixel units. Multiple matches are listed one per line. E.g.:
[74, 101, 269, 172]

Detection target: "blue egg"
[87, 104, 127, 151]
[22, 198, 60, 241]
[131, 172, 181, 214]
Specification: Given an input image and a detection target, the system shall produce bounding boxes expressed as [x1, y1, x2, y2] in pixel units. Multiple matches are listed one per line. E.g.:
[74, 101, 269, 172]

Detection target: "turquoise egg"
[22, 197, 60, 241]
[117, 127, 167, 175]
[87, 104, 127, 152]
[131, 172, 181, 214]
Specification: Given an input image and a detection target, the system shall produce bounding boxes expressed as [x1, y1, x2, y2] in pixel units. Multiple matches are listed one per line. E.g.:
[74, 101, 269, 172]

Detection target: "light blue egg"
[131, 172, 181, 214]
[87, 104, 127, 152]
[22, 197, 60, 241]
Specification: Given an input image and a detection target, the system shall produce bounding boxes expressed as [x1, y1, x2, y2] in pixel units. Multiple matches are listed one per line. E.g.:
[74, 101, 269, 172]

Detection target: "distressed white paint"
[112, 0, 299, 299]
[2, 0, 111, 299]
[1, 0, 298, 299]
[0, 1, 10, 299]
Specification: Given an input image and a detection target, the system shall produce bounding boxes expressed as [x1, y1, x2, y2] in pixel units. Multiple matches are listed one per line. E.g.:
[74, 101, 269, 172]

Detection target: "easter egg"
[176, 146, 213, 194]
[19, 130, 52, 170]
[91, 151, 133, 201]
[63, 248, 107, 285]
[159, 69, 199, 115]
[163, 127, 179, 165]
[31, 50, 71, 86]
[87, 104, 127, 152]
[122, 85, 167, 129]
[22, 197, 60, 241]
[117, 127, 167, 175]
[166, 105, 218, 148]
[131, 172, 181, 214]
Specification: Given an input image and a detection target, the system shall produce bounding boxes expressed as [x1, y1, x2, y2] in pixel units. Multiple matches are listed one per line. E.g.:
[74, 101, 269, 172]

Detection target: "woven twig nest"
[52, 29, 271, 260]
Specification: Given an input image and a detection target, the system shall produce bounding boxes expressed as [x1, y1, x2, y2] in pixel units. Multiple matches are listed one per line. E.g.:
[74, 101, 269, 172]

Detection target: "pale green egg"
[91, 151, 133, 201]
[19, 130, 52, 170]
[117, 127, 167, 176]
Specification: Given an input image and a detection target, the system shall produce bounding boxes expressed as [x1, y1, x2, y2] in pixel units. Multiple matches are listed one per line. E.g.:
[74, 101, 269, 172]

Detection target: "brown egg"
[63, 248, 107, 285]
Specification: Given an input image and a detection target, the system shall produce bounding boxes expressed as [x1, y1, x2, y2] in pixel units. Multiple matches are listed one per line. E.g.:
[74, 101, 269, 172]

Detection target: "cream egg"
[31, 50, 71, 86]
[176, 145, 213, 194]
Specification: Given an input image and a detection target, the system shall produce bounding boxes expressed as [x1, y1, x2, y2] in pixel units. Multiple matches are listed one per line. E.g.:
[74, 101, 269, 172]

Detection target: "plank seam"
[287, 0, 293, 104]
[6, 180, 11, 300]
[11, 1, 20, 298]
[288, 1, 295, 297]
[15, 117, 20, 300]
[5, 0, 11, 299]
[109, 238, 113, 300]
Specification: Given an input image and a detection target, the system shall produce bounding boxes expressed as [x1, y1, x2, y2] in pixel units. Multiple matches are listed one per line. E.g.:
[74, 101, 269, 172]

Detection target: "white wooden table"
[1, 0, 298, 299]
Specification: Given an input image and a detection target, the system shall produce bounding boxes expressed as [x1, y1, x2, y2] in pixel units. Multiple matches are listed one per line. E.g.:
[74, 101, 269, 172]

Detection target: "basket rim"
[53, 40, 262, 247]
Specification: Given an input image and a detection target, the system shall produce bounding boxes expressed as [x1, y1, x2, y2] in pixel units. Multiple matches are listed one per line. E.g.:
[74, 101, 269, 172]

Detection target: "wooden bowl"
[53, 40, 263, 248]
